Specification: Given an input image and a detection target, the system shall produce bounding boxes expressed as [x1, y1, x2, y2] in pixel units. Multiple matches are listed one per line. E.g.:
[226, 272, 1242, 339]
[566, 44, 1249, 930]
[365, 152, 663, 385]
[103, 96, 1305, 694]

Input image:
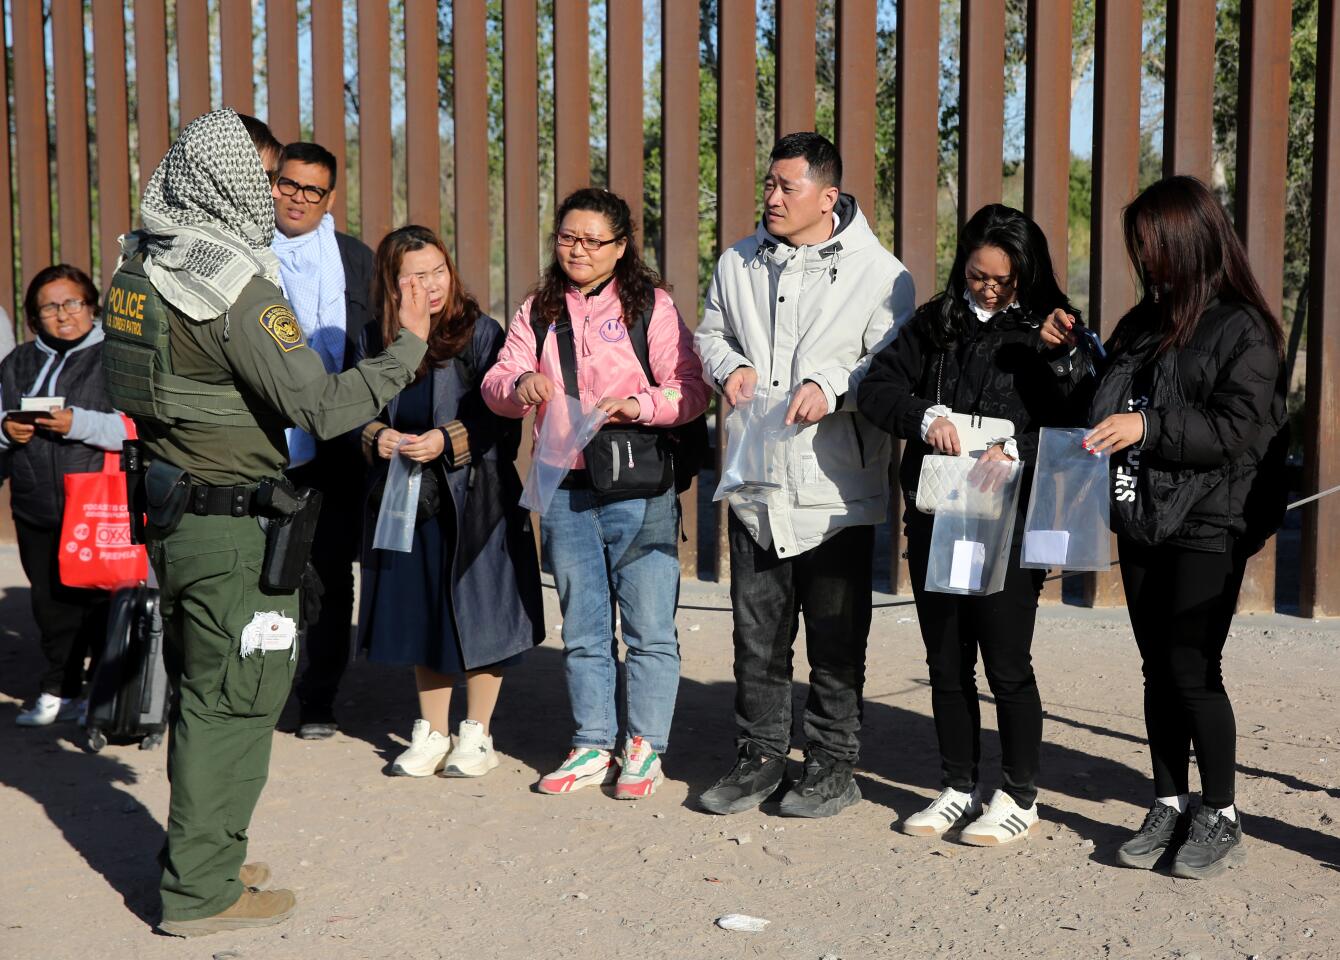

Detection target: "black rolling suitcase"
[85, 582, 170, 751]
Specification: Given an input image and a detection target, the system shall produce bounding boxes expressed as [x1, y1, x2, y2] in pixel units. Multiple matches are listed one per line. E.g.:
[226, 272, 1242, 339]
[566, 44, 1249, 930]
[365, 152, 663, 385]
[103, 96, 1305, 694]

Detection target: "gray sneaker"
[778, 756, 861, 819]
[1171, 806, 1245, 879]
[1116, 803, 1182, 869]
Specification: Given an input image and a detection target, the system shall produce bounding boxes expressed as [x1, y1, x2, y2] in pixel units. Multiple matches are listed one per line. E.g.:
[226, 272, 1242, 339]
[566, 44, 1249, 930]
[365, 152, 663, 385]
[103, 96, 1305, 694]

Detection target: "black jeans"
[907, 513, 1045, 807]
[1119, 538, 1246, 810]
[15, 515, 109, 698]
[728, 513, 873, 765]
[289, 446, 361, 718]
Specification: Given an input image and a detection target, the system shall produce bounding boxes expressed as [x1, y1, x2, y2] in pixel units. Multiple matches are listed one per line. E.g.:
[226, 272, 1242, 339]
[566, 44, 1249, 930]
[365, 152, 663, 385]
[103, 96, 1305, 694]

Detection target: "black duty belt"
[187, 482, 260, 517]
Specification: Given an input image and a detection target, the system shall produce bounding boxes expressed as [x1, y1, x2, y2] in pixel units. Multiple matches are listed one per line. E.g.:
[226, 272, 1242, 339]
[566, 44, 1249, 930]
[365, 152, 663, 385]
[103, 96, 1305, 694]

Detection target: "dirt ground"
[1, 544, 1338, 960]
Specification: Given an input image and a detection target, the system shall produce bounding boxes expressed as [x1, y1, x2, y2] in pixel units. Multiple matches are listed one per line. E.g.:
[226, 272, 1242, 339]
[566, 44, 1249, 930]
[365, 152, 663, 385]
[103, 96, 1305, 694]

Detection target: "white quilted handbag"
[915, 412, 1015, 517]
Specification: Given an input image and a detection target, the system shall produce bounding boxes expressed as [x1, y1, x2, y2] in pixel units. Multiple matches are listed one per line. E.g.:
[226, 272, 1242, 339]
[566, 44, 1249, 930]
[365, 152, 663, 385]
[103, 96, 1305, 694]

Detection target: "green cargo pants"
[148, 512, 298, 921]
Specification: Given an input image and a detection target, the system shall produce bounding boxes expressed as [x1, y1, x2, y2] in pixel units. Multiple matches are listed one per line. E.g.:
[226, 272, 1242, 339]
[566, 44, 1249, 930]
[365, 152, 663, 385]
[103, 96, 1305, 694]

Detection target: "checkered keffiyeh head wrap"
[119, 109, 282, 321]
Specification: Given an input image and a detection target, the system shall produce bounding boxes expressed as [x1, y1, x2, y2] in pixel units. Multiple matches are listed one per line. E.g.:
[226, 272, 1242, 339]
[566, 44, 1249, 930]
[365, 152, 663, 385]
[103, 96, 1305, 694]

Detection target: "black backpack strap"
[530, 310, 580, 399]
[628, 299, 658, 386]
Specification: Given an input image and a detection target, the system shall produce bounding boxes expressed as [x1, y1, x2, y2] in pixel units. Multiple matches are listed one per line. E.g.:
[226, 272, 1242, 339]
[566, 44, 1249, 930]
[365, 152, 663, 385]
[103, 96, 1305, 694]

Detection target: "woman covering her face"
[357, 225, 543, 780]
[1042, 175, 1289, 879]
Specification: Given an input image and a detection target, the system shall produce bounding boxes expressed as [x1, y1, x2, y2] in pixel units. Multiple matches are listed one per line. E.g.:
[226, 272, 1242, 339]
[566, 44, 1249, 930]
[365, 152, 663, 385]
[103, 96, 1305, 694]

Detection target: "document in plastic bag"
[713, 389, 798, 502]
[925, 458, 1023, 596]
[519, 395, 610, 515]
[1021, 427, 1111, 571]
[372, 442, 423, 553]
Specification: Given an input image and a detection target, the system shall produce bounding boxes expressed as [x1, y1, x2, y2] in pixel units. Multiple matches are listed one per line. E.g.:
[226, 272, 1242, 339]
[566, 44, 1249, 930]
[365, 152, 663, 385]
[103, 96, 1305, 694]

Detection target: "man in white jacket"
[695, 132, 916, 819]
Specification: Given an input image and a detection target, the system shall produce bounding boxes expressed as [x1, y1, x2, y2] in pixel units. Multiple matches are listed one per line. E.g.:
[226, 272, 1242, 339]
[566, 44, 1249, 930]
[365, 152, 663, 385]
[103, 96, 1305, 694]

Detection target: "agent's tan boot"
[239, 861, 271, 889]
[159, 888, 297, 938]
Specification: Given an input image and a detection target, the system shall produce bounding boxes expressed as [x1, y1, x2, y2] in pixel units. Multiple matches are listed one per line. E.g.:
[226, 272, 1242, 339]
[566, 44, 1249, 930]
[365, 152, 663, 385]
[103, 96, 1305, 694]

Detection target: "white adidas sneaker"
[390, 719, 453, 777]
[959, 789, 1040, 846]
[442, 719, 500, 778]
[900, 786, 983, 837]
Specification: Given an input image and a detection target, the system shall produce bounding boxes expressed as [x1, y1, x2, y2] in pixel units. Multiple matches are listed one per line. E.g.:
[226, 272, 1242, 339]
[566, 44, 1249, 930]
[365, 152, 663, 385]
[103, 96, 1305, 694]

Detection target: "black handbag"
[582, 425, 674, 501]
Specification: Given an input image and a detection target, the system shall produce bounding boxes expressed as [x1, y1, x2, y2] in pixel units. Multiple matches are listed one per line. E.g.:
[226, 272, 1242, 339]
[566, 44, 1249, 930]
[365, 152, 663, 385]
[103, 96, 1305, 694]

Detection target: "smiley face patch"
[259, 304, 305, 352]
[598, 318, 627, 343]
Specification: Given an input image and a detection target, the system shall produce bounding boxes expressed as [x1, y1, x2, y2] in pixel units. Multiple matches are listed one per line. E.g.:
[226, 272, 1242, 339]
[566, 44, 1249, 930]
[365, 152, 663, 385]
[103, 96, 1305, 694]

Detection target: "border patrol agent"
[101, 110, 432, 937]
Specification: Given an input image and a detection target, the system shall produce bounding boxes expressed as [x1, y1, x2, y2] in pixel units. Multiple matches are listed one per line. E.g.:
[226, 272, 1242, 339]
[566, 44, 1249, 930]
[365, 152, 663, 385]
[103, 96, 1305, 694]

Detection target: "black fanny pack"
[583, 425, 674, 502]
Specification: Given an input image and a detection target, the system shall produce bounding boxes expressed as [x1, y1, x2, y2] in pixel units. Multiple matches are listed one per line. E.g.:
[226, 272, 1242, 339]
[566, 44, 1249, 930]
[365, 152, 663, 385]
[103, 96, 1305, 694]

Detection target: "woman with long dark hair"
[481, 188, 708, 799]
[358, 225, 543, 779]
[858, 204, 1081, 844]
[1044, 176, 1288, 878]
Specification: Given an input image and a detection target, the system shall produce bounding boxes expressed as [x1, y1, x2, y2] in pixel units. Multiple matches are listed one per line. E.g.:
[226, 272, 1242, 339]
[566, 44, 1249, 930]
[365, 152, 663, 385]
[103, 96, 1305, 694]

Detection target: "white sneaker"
[442, 719, 499, 778]
[16, 693, 77, 727]
[900, 786, 983, 837]
[390, 719, 453, 777]
[959, 789, 1040, 846]
[537, 747, 616, 794]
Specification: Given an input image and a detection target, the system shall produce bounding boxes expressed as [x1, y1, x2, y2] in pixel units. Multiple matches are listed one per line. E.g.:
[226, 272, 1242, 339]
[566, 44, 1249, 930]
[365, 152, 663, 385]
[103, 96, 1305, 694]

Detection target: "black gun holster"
[257, 479, 323, 593]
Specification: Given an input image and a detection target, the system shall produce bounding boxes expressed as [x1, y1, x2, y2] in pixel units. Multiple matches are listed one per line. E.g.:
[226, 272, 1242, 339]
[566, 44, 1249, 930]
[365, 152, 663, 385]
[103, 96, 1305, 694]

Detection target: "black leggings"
[907, 516, 1045, 807]
[1119, 539, 1246, 810]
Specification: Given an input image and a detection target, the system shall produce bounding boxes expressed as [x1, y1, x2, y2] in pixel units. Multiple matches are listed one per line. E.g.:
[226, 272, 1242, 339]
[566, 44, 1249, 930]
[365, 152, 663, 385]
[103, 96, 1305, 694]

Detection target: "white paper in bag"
[1023, 529, 1070, 566]
[949, 540, 986, 591]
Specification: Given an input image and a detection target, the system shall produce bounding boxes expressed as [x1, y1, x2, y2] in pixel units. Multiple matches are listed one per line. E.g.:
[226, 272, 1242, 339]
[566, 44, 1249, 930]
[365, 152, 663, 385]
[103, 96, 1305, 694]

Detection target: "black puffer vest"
[0, 326, 116, 527]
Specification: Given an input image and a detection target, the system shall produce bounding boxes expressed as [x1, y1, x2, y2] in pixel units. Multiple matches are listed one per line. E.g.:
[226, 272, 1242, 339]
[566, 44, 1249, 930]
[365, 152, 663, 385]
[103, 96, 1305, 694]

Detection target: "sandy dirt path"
[1, 549, 1337, 960]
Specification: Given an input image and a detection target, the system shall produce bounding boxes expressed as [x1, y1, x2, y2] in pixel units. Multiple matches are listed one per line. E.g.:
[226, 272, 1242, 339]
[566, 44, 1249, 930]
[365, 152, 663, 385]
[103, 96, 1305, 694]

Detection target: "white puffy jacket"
[694, 195, 916, 557]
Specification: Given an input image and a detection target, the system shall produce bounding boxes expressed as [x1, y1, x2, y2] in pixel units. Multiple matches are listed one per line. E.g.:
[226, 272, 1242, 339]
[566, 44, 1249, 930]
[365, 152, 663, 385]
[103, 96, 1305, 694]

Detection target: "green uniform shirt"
[108, 257, 426, 486]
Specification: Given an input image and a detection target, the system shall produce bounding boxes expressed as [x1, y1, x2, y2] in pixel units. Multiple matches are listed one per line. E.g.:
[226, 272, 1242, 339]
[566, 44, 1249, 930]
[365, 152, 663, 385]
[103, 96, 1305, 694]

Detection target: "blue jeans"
[541, 485, 681, 753]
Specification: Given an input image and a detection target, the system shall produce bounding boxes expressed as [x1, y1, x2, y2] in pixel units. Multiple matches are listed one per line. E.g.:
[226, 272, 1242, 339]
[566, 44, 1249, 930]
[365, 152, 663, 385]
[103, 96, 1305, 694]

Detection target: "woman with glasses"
[1, 264, 130, 726]
[858, 204, 1081, 844]
[357, 225, 543, 779]
[481, 188, 709, 799]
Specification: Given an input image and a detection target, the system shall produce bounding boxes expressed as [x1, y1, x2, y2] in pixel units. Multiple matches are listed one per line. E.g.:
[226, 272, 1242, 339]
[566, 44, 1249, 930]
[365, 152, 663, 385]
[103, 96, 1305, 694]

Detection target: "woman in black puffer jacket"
[1045, 176, 1287, 880]
[0, 265, 129, 727]
[858, 204, 1082, 846]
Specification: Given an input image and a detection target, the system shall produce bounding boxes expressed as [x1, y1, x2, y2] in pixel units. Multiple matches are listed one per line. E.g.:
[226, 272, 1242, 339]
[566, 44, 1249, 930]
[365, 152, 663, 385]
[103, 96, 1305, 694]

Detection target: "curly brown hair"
[529, 187, 662, 332]
[373, 225, 481, 378]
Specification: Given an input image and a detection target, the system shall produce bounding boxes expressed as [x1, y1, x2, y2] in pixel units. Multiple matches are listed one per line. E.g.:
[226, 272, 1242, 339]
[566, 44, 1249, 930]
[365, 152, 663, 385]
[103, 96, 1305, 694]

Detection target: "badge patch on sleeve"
[259, 304, 305, 352]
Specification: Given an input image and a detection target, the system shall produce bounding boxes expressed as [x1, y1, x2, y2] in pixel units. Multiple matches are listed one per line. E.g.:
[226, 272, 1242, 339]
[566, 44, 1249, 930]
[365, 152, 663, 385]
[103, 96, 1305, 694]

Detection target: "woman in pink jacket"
[482, 187, 708, 799]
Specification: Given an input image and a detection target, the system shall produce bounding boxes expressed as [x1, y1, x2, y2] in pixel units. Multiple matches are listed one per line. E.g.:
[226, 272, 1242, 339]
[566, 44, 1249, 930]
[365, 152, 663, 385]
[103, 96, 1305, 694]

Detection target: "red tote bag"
[58, 415, 148, 590]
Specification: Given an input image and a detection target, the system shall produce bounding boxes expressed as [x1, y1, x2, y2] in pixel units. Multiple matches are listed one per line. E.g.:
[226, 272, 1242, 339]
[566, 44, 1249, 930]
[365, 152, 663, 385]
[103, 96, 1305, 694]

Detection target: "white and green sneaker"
[537, 747, 616, 795]
[615, 736, 664, 800]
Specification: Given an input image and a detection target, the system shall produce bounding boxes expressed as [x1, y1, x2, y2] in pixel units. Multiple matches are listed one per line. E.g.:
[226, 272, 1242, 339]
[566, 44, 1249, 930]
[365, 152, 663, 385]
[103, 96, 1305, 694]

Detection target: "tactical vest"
[101, 257, 255, 426]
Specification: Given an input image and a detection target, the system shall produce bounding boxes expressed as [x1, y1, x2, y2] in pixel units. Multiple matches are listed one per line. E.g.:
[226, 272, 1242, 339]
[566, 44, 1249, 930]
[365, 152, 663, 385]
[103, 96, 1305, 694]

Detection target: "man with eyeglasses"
[270, 141, 376, 742]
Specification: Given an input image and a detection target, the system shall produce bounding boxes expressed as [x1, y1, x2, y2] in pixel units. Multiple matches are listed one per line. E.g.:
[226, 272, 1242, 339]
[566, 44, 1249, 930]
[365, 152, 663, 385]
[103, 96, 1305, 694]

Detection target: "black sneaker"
[297, 706, 338, 740]
[697, 742, 786, 815]
[777, 755, 861, 819]
[1171, 806, 1245, 879]
[1116, 803, 1183, 869]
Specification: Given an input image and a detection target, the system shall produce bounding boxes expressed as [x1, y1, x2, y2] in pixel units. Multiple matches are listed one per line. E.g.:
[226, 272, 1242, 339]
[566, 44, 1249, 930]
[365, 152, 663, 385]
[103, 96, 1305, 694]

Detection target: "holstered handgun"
[257, 477, 323, 592]
[122, 440, 147, 545]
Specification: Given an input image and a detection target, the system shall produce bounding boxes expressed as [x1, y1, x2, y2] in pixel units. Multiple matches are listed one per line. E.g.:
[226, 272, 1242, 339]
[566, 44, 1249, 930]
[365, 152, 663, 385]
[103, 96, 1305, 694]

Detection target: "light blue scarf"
[273, 212, 347, 466]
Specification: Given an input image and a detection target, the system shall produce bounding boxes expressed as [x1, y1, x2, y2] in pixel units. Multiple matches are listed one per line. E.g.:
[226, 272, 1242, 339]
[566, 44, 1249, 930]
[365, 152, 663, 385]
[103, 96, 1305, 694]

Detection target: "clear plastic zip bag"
[1021, 426, 1111, 571]
[372, 441, 423, 553]
[924, 458, 1024, 596]
[713, 389, 798, 502]
[519, 394, 610, 515]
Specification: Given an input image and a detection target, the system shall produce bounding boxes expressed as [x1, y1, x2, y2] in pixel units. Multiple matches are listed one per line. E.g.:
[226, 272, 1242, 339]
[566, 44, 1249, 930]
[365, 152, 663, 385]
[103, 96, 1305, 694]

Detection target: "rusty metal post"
[607, 0, 644, 231]
[358, 0, 393, 244]
[51, 0, 92, 274]
[1162, 0, 1215, 181]
[405, 0, 442, 233]
[958, 0, 1005, 225]
[266, 0, 301, 144]
[12, 0, 50, 294]
[715, 0, 758, 581]
[1024, 0, 1070, 290]
[775, 0, 817, 139]
[312, 0, 346, 229]
[553, 0, 590, 203]
[93, 0, 132, 291]
[220, 0, 254, 115]
[176, 0, 211, 128]
[1087, 0, 1142, 607]
[453, 0, 491, 305]
[135, 0, 171, 197]
[1302, 0, 1340, 618]
[836, 0, 876, 217]
[1235, 0, 1291, 613]
[504, 0, 540, 316]
[662, 0, 700, 576]
[0, 4, 13, 327]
